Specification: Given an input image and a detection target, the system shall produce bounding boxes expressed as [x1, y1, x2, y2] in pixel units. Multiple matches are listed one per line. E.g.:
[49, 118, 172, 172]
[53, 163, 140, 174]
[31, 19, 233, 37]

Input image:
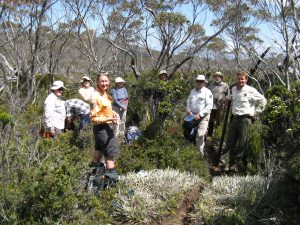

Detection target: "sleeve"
[89, 96, 109, 124]
[186, 91, 193, 112]
[65, 101, 71, 116]
[251, 89, 267, 115]
[44, 98, 55, 129]
[112, 88, 125, 108]
[79, 88, 92, 102]
[200, 90, 213, 117]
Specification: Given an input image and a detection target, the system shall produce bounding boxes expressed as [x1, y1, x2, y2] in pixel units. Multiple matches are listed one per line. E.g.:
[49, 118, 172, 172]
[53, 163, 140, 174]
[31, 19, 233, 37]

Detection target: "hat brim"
[51, 85, 65, 90]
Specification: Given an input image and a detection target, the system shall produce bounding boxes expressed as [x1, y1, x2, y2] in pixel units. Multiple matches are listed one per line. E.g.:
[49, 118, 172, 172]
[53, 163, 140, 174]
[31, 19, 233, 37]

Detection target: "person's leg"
[220, 118, 239, 169]
[196, 115, 210, 155]
[112, 106, 121, 136]
[105, 156, 115, 169]
[119, 109, 127, 136]
[234, 117, 251, 168]
[80, 113, 90, 130]
[91, 150, 103, 164]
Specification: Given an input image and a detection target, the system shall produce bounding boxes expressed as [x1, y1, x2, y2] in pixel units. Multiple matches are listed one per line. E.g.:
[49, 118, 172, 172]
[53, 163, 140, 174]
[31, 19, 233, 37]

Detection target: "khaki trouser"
[112, 105, 127, 137]
[196, 115, 210, 155]
[220, 115, 251, 167]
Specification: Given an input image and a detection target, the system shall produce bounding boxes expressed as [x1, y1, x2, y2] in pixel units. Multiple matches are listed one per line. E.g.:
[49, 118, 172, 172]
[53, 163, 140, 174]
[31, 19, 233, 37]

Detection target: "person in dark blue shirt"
[112, 77, 128, 136]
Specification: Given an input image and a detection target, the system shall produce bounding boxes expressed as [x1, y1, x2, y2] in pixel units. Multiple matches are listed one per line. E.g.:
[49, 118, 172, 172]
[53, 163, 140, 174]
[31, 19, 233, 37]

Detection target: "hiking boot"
[224, 163, 230, 172]
[211, 166, 222, 172]
[229, 164, 239, 173]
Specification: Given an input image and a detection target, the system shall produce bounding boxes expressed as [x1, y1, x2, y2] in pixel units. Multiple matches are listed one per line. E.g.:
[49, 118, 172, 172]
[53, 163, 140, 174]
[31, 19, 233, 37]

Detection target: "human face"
[97, 75, 109, 92]
[236, 75, 247, 89]
[159, 74, 167, 81]
[116, 82, 124, 89]
[82, 79, 91, 88]
[214, 75, 222, 82]
[196, 80, 205, 88]
[54, 88, 64, 97]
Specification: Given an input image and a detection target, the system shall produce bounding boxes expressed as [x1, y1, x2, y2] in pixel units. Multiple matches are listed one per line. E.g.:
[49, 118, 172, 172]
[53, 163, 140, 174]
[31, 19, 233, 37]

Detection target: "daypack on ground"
[125, 126, 142, 143]
[86, 163, 118, 193]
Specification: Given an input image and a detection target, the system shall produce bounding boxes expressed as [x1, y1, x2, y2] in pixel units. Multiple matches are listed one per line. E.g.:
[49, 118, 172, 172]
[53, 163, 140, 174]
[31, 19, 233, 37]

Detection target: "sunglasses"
[196, 80, 205, 83]
[57, 88, 64, 91]
[83, 79, 90, 82]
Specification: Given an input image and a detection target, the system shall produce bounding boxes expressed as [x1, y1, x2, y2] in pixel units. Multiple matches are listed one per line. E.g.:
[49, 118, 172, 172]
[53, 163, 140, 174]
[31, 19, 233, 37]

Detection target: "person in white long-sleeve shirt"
[44, 80, 66, 137]
[79, 76, 95, 102]
[186, 75, 213, 155]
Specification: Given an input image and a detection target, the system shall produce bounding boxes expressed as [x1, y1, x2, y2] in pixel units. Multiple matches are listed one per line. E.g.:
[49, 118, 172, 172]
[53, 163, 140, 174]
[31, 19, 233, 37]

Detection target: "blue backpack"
[125, 126, 142, 143]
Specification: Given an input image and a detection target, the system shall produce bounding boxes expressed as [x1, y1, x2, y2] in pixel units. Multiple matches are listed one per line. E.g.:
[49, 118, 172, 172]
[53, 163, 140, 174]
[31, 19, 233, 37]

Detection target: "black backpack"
[182, 119, 200, 143]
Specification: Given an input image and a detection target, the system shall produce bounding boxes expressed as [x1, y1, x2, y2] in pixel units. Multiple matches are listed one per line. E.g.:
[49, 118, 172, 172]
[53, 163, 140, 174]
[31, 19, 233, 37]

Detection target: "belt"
[232, 114, 252, 119]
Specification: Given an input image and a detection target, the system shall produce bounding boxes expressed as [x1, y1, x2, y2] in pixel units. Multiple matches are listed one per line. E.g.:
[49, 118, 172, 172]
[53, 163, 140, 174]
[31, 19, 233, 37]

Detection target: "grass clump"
[112, 169, 204, 224]
[192, 175, 267, 225]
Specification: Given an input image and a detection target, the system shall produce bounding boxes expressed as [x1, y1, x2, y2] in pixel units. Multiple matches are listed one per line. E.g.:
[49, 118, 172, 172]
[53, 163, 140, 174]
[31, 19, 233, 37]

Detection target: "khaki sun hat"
[214, 71, 224, 77]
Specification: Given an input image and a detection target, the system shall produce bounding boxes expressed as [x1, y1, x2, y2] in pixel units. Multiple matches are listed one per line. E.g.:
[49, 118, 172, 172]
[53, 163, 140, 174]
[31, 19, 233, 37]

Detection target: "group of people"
[43, 72, 129, 174]
[186, 71, 267, 172]
[44, 69, 267, 175]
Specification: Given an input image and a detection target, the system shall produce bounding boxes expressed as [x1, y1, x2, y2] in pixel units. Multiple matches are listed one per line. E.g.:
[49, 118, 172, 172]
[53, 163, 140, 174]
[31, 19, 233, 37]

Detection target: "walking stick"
[217, 99, 231, 162]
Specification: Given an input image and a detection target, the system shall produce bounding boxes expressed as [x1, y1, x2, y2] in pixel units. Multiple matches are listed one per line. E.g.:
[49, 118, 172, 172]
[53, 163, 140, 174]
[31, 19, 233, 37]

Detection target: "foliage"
[192, 175, 267, 225]
[118, 121, 210, 181]
[113, 169, 204, 224]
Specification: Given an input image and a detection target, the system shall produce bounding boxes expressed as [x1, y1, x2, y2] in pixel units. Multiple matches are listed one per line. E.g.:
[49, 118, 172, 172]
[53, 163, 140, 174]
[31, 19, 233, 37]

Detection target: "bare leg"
[91, 150, 103, 164]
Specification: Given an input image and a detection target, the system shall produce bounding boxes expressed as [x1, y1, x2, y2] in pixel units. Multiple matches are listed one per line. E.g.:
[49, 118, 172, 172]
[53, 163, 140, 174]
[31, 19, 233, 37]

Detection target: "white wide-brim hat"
[50, 80, 65, 90]
[115, 77, 125, 83]
[196, 74, 207, 82]
[159, 69, 167, 75]
[80, 75, 91, 83]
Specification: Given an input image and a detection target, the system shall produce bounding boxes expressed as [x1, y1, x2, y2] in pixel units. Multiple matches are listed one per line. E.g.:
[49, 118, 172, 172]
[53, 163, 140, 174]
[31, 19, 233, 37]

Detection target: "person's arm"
[252, 89, 267, 115]
[79, 88, 92, 102]
[44, 96, 56, 130]
[199, 91, 213, 117]
[186, 90, 193, 114]
[112, 88, 125, 108]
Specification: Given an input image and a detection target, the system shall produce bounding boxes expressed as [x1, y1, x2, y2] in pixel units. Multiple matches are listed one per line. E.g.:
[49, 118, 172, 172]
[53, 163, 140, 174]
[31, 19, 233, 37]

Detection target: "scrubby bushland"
[0, 105, 114, 224]
[117, 121, 211, 181]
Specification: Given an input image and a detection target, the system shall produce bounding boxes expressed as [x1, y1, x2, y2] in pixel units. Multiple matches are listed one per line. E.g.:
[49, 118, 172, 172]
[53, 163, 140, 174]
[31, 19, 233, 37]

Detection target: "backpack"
[125, 126, 142, 144]
[87, 163, 118, 193]
[182, 115, 200, 143]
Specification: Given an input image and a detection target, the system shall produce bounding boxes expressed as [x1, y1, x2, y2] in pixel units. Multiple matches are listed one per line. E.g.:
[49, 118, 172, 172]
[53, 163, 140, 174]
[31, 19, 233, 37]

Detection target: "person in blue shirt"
[112, 77, 128, 136]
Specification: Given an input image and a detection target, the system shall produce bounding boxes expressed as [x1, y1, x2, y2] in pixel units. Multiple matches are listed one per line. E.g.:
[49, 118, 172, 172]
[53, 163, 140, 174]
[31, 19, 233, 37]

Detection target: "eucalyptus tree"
[65, 0, 242, 79]
[0, 0, 76, 109]
[255, 0, 300, 90]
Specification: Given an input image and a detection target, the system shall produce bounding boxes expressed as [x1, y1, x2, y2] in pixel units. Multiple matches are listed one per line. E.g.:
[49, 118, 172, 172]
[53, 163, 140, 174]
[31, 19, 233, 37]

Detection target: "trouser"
[79, 113, 90, 130]
[207, 108, 223, 136]
[196, 115, 210, 155]
[220, 115, 251, 166]
[112, 105, 127, 136]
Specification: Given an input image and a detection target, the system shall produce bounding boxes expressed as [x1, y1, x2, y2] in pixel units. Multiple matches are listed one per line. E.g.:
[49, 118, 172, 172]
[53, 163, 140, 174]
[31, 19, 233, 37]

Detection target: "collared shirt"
[65, 99, 90, 116]
[44, 92, 66, 129]
[90, 88, 114, 124]
[230, 84, 267, 116]
[208, 81, 229, 109]
[112, 87, 128, 109]
[186, 87, 213, 117]
[79, 86, 95, 102]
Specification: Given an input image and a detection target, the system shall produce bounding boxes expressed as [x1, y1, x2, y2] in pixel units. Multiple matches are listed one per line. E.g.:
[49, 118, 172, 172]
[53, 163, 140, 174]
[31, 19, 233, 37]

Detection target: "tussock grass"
[191, 175, 267, 225]
[112, 169, 204, 224]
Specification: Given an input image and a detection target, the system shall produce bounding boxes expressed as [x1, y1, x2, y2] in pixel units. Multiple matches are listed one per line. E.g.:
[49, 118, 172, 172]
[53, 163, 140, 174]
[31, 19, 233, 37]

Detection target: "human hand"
[188, 111, 193, 116]
[50, 129, 56, 137]
[194, 114, 201, 120]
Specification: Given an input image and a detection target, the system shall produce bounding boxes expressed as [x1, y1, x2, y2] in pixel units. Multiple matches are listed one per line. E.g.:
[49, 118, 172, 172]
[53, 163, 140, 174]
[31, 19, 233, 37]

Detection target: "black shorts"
[93, 124, 119, 157]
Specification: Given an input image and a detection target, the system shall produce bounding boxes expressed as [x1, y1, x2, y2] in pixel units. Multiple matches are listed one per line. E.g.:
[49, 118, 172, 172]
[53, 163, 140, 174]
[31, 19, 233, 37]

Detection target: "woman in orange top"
[90, 72, 119, 172]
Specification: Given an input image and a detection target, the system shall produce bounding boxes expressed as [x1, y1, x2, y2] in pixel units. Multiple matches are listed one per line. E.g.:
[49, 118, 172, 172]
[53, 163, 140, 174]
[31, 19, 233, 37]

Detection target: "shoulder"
[45, 93, 55, 102]
[244, 84, 259, 93]
[203, 87, 212, 94]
